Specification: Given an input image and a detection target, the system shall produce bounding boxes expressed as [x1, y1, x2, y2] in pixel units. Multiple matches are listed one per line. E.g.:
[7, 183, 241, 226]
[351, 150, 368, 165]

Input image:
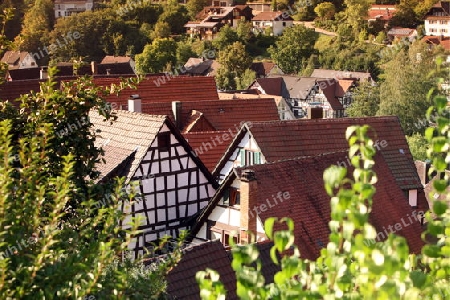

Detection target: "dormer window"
[240, 149, 261, 166]
[222, 187, 240, 206]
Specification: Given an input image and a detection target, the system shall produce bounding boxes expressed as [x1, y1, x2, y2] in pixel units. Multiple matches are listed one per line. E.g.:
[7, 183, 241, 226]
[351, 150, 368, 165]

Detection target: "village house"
[90, 108, 218, 258]
[424, 1, 450, 37]
[1, 51, 38, 70]
[210, 117, 424, 210]
[387, 27, 418, 42]
[251, 11, 294, 36]
[190, 151, 426, 258]
[185, 5, 253, 40]
[249, 61, 284, 78]
[54, 0, 94, 18]
[366, 4, 396, 28]
[248, 75, 358, 118]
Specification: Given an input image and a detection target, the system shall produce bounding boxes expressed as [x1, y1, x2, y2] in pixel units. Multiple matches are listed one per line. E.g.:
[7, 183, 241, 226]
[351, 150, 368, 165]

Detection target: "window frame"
[157, 132, 171, 152]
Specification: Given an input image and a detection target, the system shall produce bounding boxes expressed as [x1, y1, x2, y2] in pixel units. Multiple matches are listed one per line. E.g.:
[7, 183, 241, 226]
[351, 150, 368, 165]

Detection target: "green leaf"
[433, 200, 448, 216]
[410, 270, 427, 288]
[264, 218, 276, 240]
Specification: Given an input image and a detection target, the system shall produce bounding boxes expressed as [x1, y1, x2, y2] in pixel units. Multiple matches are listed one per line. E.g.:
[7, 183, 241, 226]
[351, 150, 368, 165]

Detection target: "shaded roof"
[426, 1, 450, 16]
[271, 75, 317, 99]
[141, 98, 280, 132]
[183, 58, 221, 76]
[232, 152, 425, 259]
[6, 68, 41, 81]
[252, 11, 294, 21]
[90, 110, 167, 182]
[250, 62, 279, 77]
[250, 77, 283, 96]
[310, 69, 372, 81]
[183, 131, 234, 172]
[316, 78, 344, 110]
[166, 240, 237, 299]
[214, 117, 422, 190]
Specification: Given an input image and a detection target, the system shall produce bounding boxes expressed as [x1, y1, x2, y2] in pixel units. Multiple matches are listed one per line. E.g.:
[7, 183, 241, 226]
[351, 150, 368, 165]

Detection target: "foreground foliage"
[197, 67, 449, 298]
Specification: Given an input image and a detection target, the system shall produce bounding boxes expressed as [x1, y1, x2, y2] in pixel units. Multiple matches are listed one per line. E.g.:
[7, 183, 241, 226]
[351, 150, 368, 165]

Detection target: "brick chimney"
[240, 169, 257, 244]
[128, 94, 142, 113]
[172, 101, 182, 130]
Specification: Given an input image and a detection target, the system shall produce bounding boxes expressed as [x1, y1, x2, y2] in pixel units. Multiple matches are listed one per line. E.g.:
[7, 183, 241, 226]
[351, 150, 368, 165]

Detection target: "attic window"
[158, 132, 171, 152]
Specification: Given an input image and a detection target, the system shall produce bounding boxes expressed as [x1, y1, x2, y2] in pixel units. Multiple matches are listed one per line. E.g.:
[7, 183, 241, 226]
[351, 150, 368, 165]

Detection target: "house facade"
[54, 0, 94, 18]
[424, 1, 450, 37]
[252, 11, 294, 36]
[90, 108, 217, 258]
[185, 5, 253, 40]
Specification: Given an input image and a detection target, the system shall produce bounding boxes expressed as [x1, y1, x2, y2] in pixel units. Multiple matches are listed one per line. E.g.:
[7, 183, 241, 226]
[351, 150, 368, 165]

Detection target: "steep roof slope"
[234, 152, 425, 259]
[214, 117, 422, 190]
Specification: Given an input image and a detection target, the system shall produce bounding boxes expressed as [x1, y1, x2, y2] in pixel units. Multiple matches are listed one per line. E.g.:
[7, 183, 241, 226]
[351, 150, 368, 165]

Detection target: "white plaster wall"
[425, 20, 450, 36]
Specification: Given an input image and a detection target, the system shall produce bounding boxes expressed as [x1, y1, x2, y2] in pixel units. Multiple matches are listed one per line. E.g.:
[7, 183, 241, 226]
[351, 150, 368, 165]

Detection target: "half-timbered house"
[90, 108, 218, 257]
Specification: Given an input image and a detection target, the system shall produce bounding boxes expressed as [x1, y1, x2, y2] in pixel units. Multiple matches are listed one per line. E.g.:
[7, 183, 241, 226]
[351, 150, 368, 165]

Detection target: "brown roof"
[1, 51, 32, 66]
[141, 98, 280, 132]
[214, 117, 422, 190]
[316, 78, 344, 110]
[252, 11, 293, 21]
[422, 36, 450, 51]
[166, 240, 237, 299]
[6, 68, 41, 81]
[93, 75, 219, 105]
[250, 62, 276, 77]
[183, 131, 234, 172]
[310, 69, 372, 81]
[101, 56, 132, 64]
[250, 77, 283, 95]
[233, 152, 425, 259]
[0, 79, 44, 105]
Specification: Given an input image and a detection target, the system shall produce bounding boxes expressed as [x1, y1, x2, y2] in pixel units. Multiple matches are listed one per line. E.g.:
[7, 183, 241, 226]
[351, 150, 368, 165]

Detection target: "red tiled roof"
[166, 240, 237, 299]
[235, 152, 425, 260]
[367, 5, 396, 21]
[183, 131, 234, 172]
[422, 36, 450, 51]
[93, 75, 219, 105]
[215, 117, 422, 190]
[141, 98, 280, 132]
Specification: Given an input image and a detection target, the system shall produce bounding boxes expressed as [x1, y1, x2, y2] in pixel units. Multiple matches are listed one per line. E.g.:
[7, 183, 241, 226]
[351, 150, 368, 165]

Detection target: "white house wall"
[218, 131, 265, 182]
[124, 123, 216, 257]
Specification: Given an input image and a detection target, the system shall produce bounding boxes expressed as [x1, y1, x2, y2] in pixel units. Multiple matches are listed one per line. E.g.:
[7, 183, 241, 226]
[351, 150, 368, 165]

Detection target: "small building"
[252, 11, 294, 36]
[387, 27, 418, 42]
[249, 61, 283, 78]
[1, 51, 38, 70]
[367, 4, 396, 27]
[424, 1, 450, 37]
[54, 0, 94, 18]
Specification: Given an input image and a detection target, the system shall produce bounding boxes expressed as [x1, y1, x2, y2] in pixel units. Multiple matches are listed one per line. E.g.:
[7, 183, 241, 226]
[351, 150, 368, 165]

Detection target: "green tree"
[14, 0, 54, 63]
[158, 0, 190, 34]
[176, 39, 197, 66]
[406, 133, 428, 161]
[268, 24, 317, 74]
[236, 19, 255, 43]
[186, 0, 208, 19]
[342, 0, 371, 37]
[377, 41, 442, 135]
[212, 24, 239, 51]
[314, 2, 336, 20]
[151, 21, 171, 39]
[346, 81, 380, 117]
[237, 69, 257, 90]
[135, 38, 177, 73]
[216, 42, 252, 90]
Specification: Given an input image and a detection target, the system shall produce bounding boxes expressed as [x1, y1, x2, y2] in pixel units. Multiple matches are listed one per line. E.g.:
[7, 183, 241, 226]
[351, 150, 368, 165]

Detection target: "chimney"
[240, 169, 257, 244]
[172, 101, 182, 130]
[91, 61, 98, 75]
[40, 66, 48, 80]
[128, 94, 142, 113]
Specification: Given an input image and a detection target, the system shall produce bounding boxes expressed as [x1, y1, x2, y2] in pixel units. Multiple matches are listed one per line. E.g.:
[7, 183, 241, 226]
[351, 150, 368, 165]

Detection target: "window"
[440, 20, 447, 24]
[223, 232, 239, 248]
[441, 28, 448, 33]
[240, 149, 261, 166]
[157, 132, 170, 152]
[282, 22, 286, 27]
[222, 187, 240, 206]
